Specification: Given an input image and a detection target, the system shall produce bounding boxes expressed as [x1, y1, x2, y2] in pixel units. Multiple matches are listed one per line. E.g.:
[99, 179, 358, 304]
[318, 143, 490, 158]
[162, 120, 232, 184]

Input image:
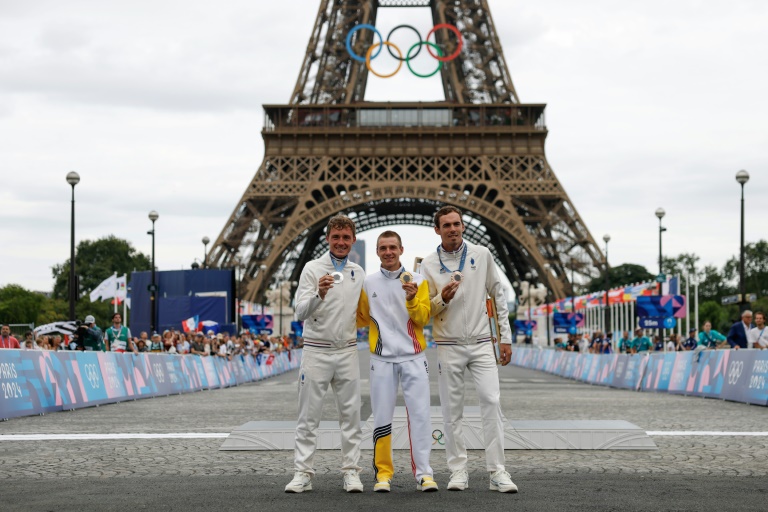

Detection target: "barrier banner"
[667, 351, 694, 394]
[200, 356, 221, 389]
[130, 353, 162, 397]
[231, 356, 249, 385]
[507, 347, 765, 407]
[60, 351, 109, 408]
[596, 354, 618, 385]
[642, 353, 678, 392]
[585, 355, 602, 384]
[690, 350, 730, 398]
[1, 349, 304, 420]
[611, 354, 648, 390]
[720, 351, 768, 405]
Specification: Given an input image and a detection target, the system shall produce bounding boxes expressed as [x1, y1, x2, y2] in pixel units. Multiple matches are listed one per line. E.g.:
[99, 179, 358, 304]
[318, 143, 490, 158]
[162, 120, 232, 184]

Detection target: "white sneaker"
[343, 469, 364, 493]
[447, 469, 469, 491]
[284, 471, 312, 493]
[489, 469, 518, 493]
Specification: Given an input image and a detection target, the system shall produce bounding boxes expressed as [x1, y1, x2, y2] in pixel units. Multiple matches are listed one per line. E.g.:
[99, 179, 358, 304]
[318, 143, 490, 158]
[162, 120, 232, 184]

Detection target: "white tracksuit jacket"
[421, 241, 512, 345]
[294, 251, 364, 349]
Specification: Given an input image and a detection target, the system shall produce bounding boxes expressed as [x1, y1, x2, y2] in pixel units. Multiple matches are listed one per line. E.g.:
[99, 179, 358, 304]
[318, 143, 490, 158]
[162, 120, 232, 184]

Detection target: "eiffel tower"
[208, 0, 606, 304]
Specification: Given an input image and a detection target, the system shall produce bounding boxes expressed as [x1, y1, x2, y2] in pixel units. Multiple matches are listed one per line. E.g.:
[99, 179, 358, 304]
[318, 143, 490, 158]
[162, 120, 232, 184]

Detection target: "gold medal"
[450, 271, 464, 283]
[399, 271, 414, 285]
[331, 271, 344, 284]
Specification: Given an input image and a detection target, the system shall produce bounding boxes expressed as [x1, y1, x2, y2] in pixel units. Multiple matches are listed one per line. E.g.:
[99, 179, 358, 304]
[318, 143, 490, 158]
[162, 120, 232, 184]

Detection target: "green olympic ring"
[432, 429, 445, 445]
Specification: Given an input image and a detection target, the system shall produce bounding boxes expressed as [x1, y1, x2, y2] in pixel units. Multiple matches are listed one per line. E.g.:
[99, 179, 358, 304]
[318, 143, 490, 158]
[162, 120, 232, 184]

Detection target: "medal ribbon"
[436, 243, 467, 274]
[330, 254, 348, 273]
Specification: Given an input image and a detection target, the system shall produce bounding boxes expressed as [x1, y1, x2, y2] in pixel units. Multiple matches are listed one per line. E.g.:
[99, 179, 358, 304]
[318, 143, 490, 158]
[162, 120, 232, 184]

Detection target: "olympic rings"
[426, 23, 463, 62]
[346, 23, 462, 78]
[432, 429, 445, 445]
[386, 24, 422, 61]
[366, 42, 403, 79]
[346, 24, 383, 62]
[407, 41, 443, 78]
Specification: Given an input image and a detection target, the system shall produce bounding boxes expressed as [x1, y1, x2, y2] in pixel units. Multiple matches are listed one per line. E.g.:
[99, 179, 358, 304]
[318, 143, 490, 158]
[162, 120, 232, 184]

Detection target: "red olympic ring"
[425, 23, 463, 62]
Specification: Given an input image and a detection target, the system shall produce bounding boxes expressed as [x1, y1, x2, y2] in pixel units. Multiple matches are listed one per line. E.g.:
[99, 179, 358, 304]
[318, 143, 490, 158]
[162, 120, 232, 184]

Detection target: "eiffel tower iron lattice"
[208, 0, 606, 308]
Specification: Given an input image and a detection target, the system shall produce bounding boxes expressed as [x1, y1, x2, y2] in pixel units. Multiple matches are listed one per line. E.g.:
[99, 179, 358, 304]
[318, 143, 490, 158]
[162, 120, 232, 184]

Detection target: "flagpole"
[113, 272, 118, 314]
[123, 274, 128, 325]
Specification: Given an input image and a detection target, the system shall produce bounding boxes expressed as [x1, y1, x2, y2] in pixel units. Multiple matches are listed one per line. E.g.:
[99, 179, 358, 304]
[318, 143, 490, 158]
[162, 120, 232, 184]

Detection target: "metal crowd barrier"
[0, 349, 303, 420]
[510, 347, 768, 406]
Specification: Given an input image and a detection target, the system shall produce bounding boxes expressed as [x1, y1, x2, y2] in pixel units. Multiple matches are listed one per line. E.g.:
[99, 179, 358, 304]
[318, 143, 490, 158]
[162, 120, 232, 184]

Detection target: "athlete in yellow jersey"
[357, 230, 437, 493]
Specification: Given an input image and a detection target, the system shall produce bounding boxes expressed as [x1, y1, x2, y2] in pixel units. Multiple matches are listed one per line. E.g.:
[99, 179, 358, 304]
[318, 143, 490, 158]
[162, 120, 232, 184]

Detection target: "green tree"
[52, 235, 151, 301]
[49, 235, 151, 328]
[585, 263, 654, 293]
[723, 240, 768, 299]
[697, 300, 729, 333]
[0, 285, 46, 324]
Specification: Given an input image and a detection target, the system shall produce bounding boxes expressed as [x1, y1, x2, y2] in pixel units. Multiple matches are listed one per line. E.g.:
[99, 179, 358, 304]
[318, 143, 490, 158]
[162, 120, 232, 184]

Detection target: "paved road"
[2, 349, 767, 511]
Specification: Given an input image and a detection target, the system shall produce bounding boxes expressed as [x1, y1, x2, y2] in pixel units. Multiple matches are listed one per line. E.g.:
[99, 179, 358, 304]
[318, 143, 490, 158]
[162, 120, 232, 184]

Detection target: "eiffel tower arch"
[208, 0, 606, 304]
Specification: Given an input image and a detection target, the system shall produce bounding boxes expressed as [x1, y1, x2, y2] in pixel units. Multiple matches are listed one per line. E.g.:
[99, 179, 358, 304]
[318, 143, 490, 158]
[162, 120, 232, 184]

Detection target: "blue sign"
[639, 317, 676, 329]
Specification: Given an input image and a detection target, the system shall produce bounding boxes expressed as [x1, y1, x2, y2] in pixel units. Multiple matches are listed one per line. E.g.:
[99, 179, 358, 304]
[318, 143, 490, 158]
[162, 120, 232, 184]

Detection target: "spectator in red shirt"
[0, 324, 21, 349]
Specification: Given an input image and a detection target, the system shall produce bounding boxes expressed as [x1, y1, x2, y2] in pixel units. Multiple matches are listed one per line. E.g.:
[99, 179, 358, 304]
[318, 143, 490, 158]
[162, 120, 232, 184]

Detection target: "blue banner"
[0, 350, 302, 420]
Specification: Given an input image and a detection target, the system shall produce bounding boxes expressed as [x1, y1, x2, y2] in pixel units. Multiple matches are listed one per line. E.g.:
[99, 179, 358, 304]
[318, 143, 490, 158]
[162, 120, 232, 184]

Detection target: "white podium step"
[219, 407, 656, 451]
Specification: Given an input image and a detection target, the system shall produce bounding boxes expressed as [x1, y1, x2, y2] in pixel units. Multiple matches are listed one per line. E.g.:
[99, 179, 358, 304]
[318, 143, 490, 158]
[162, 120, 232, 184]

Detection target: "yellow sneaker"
[374, 479, 391, 492]
[417, 476, 439, 492]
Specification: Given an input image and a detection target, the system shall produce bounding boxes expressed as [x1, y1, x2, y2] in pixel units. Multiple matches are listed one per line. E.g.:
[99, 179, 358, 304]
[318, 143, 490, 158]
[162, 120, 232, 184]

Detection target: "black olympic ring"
[432, 429, 445, 445]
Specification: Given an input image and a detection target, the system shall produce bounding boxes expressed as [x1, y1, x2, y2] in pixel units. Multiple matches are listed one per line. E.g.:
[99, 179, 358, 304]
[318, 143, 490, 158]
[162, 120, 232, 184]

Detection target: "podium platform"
[219, 407, 656, 451]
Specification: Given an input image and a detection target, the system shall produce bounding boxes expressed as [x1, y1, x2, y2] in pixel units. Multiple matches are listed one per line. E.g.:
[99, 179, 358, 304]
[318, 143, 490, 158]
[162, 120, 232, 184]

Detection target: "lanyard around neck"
[330, 253, 348, 273]
[436, 243, 467, 274]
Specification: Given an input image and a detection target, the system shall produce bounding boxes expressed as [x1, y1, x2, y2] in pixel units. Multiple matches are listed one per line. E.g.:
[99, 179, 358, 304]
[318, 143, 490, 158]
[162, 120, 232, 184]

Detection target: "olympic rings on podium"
[346, 23, 462, 78]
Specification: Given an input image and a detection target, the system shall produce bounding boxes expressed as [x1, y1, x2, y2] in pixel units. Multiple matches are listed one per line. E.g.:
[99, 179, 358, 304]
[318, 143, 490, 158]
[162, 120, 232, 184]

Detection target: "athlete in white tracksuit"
[356, 231, 437, 492]
[421, 206, 518, 493]
[286, 215, 365, 494]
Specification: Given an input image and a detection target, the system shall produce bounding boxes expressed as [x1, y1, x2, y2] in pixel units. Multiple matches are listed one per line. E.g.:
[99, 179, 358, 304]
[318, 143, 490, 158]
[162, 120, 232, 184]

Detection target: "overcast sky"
[1, 0, 766, 296]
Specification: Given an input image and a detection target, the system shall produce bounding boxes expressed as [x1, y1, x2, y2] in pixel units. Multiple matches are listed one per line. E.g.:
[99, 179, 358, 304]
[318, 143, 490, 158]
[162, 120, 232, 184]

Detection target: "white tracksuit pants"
[437, 342, 506, 473]
[294, 348, 362, 474]
[370, 356, 433, 483]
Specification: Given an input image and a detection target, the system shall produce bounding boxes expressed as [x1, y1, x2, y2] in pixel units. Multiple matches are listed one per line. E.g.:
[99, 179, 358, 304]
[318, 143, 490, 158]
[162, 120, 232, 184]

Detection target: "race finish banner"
[0, 349, 302, 420]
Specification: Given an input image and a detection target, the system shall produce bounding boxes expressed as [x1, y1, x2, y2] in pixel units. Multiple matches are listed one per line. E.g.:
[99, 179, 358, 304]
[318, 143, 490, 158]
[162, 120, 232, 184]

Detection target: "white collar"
[380, 266, 404, 279]
[440, 241, 465, 255]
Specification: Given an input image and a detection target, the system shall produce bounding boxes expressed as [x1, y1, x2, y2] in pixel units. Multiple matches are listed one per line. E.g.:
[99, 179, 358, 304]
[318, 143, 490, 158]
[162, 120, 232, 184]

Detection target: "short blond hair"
[326, 214, 356, 236]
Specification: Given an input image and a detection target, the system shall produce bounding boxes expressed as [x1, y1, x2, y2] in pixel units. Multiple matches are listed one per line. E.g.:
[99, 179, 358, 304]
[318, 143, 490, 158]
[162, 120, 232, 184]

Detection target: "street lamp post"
[655, 208, 666, 345]
[202, 236, 210, 269]
[66, 171, 80, 321]
[148, 210, 159, 334]
[736, 170, 750, 311]
[543, 264, 552, 346]
[525, 272, 532, 343]
[603, 234, 611, 335]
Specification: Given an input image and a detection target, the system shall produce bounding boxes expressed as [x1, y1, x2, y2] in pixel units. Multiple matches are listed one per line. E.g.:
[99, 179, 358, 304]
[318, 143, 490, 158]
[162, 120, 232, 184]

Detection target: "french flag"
[182, 315, 199, 333]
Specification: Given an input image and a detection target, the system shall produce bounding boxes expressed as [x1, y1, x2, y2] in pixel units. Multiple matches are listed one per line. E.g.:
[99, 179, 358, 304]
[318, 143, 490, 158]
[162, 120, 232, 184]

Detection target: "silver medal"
[450, 271, 464, 283]
[331, 271, 344, 284]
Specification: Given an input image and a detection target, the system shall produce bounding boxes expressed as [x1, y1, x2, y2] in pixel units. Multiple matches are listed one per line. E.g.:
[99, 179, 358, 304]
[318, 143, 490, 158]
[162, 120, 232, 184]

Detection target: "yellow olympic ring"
[366, 41, 403, 79]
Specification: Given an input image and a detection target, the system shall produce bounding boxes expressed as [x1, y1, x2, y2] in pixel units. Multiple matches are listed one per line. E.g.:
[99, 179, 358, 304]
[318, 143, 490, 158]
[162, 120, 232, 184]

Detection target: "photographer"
[71, 315, 105, 351]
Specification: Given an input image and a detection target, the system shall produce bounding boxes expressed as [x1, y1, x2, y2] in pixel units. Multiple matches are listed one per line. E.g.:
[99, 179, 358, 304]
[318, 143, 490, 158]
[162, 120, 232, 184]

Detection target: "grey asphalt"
[2, 348, 767, 511]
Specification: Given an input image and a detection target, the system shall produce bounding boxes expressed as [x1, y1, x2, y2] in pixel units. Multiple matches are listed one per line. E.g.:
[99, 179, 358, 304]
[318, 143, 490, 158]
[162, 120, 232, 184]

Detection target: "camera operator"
[71, 315, 105, 351]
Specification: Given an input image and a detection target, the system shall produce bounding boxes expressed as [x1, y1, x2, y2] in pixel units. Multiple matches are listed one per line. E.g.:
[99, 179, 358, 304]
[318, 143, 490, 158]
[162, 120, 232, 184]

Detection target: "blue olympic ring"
[345, 24, 384, 62]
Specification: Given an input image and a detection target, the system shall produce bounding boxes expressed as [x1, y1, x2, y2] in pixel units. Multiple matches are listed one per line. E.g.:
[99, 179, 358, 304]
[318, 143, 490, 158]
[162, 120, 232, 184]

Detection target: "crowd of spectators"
[550, 310, 768, 355]
[0, 322, 301, 360]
